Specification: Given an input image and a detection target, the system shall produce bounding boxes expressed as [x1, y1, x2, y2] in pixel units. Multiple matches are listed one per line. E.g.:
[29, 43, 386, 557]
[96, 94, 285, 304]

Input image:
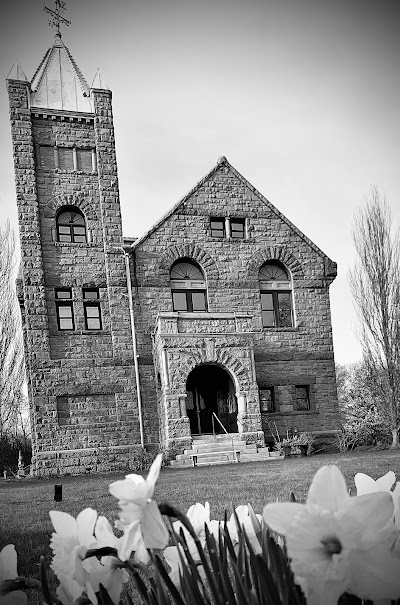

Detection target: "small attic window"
[230, 218, 245, 239]
[210, 216, 246, 239]
[210, 217, 225, 238]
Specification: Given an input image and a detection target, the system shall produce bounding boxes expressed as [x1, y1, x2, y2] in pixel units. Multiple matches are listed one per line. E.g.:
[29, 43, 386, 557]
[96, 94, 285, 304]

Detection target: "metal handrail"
[212, 412, 239, 462]
[212, 412, 228, 434]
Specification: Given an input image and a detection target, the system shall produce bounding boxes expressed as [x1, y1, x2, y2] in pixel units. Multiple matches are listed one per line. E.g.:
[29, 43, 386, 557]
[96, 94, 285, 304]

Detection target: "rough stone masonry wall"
[8, 79, 147, 475]
[132, 161, 340, 447]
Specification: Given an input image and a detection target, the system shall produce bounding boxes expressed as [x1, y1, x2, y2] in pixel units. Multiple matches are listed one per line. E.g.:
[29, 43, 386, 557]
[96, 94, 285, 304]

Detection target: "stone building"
[7, 33, 340, 475]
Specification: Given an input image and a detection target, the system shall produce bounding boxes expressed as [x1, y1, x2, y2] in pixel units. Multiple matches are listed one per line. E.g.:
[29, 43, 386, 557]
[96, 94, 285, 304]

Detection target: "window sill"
[55, 330, 110, 335]
[263, 327, 298, 332]
[37, 168, 97, 175]
[54, 242, 97, 248]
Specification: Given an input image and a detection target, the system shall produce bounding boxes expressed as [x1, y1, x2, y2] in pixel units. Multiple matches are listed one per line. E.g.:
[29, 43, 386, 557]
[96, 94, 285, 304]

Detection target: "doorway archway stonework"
[153, 326, 265, 452]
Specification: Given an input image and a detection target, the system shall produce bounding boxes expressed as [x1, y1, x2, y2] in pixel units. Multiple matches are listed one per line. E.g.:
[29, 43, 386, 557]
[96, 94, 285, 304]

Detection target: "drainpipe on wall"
[121, 248, 145, 449]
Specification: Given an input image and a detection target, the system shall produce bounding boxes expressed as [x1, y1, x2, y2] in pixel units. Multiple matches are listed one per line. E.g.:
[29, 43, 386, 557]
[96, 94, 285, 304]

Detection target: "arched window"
[56, 207, 87, 243]
[170, 259, 207, 312]
[259, 260, 293, 328]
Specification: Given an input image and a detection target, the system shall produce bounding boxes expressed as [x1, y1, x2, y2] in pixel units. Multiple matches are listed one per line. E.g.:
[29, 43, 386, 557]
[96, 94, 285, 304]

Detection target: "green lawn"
[1, 449, 399, 584]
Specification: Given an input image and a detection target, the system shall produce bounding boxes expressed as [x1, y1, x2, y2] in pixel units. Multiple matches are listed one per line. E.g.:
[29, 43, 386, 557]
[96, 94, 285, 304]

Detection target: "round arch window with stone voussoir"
[56, 206, 87, 243]
[170, 258, 208, 312]
[259, 260, 294, 328]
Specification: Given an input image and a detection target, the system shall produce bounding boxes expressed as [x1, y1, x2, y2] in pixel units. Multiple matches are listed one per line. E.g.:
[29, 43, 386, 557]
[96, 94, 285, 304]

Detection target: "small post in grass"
[54, 484, 62, 502]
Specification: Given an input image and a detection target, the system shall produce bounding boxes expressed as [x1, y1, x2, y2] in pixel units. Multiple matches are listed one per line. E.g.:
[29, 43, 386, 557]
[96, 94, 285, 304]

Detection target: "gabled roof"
[131, 156, 334, 263]
[30, 33, 93, 113]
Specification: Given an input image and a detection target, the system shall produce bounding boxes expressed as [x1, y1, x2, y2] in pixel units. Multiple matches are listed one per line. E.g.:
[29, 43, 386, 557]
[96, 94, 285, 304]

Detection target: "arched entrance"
[186, 364, 238, 435]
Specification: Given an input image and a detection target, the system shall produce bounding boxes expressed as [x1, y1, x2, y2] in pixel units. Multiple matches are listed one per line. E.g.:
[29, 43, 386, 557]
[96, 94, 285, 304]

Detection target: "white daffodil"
[83, 516, 129, 605]
[226, 505, 262, 554]
[50, 508, 126, 605]
[109, 453, 169, 563]
[0, 545, 27, 605]
[354, 470, 400, 518]
[164, 526, 201, 587]
[50, 507, 98, 604]
[263, 465, 400, 605]
[164, 504, 211, 587]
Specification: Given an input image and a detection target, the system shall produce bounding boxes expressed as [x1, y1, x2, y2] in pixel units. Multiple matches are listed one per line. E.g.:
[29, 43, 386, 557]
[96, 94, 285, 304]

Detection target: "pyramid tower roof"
[30, 33, 93, 113]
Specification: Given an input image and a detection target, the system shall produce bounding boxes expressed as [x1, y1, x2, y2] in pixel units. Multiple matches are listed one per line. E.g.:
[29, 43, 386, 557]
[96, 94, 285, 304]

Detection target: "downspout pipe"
[121, 247, 145, 449]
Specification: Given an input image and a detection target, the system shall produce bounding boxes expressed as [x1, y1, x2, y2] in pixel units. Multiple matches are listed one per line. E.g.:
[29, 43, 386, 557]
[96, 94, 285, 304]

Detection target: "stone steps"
[169, 434, 283, 468]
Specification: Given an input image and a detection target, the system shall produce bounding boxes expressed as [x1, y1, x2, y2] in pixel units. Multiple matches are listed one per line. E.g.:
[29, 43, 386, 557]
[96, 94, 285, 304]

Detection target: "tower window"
[56, 207, 87, 243]
[38, 145, 96, 172]
[55, 288, 74, 330]
[39, 145, 56, 169]
[259, 261, 294, 328]
[170, 259, 207, 312]
[58, 148, 74, 171]
[83, 289, 102, 330]
[76, 149, 93, 172]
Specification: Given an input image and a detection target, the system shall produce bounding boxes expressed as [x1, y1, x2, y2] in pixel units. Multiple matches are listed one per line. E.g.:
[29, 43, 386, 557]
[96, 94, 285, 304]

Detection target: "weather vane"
[44, 0, 71, 37]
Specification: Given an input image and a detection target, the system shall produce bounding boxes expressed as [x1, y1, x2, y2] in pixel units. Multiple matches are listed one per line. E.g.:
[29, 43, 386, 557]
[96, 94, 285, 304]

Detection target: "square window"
[191, 291, 207, 311]
[58, 306, 72, 318]
[83, 289, 99, 300]
[260, 388, 275, 412]
[56, 305, 74, 330]
[58, 148, 74, 170]
[58, 225, 70, 235]
[73, 226, 86, 236]
[230, 219, 245, 239]
[295, 385, 310, 411]
[211, 218, 225, 238]
[56, 289, 72, 300]
[261, 310, 275, 327]
[261, 292, 274, 310]
[261, 291, 293, 328]
[39, 146, 55, 169]
[76, 149, 93, 172]
[172, 291, 188, 311]
[86, 314, 101, 330]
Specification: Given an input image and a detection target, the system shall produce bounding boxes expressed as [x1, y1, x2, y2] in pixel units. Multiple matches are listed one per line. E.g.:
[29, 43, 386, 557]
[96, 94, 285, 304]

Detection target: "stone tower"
[7, 33, 147, 474]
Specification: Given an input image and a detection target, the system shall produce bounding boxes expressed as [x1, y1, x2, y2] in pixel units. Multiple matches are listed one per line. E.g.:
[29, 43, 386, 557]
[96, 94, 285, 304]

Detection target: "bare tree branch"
[349, 187, 400, 446]
[0, 220, 27, 436]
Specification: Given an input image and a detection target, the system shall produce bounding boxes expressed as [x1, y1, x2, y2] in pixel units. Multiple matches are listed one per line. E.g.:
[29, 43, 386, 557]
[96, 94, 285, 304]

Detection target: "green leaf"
[98, 584, 115, 605]
[40, 556, 54, 605]
[151, 552, 185, 605]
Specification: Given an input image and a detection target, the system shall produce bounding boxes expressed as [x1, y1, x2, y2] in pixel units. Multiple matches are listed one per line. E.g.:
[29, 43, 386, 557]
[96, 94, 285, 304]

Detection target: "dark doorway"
[186, 364, 238, 435]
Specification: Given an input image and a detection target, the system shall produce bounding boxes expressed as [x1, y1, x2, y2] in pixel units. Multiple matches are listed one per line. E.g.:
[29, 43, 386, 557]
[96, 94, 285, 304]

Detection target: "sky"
[0, 0, 399, 364]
